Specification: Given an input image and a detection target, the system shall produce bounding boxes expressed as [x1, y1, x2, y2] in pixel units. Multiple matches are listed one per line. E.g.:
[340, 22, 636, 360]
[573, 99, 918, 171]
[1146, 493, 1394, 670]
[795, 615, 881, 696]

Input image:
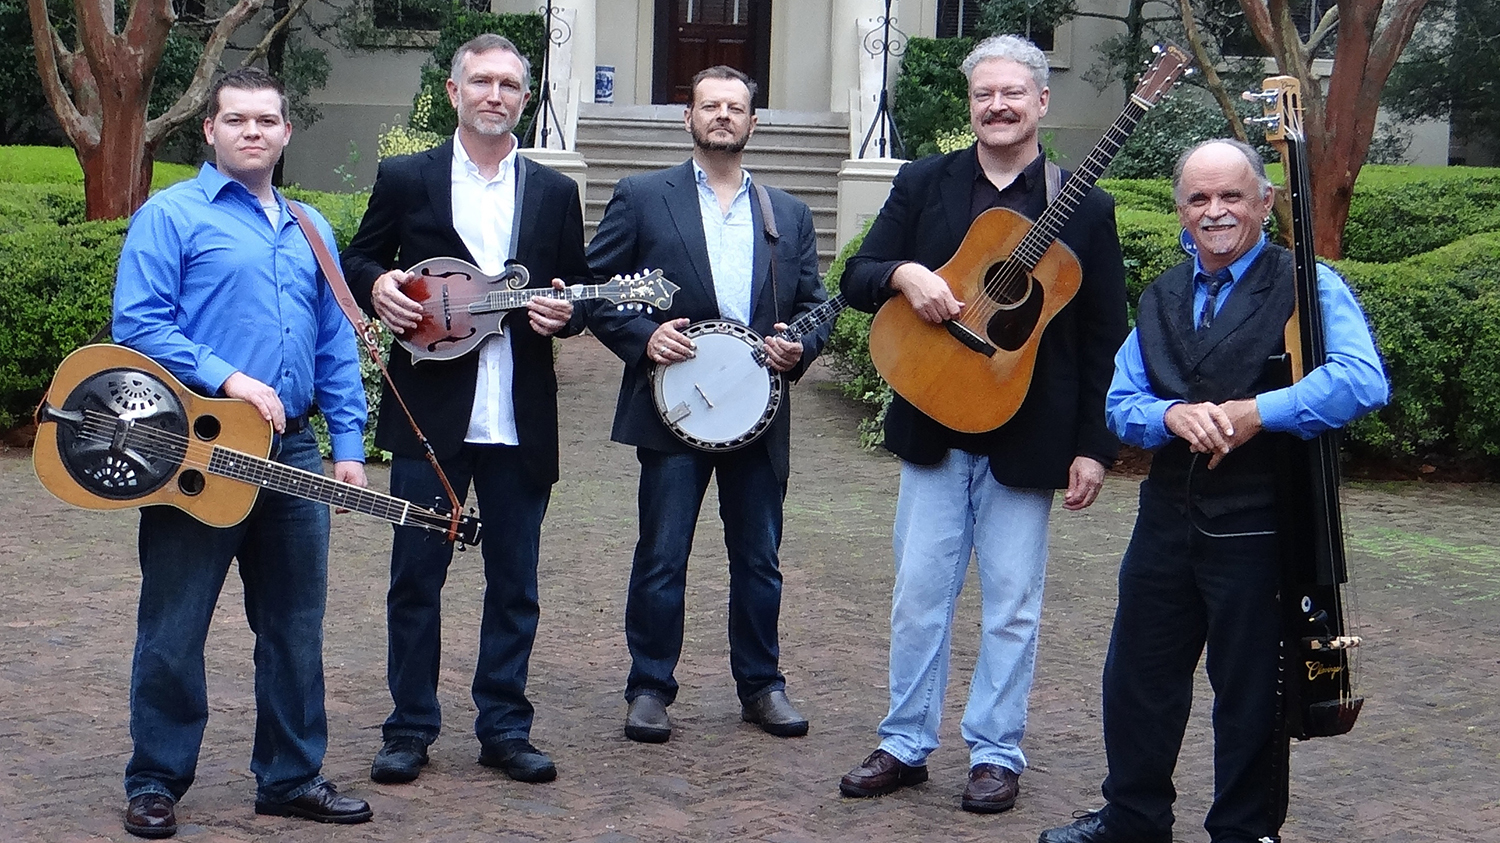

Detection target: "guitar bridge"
[944, 320, 996, 357]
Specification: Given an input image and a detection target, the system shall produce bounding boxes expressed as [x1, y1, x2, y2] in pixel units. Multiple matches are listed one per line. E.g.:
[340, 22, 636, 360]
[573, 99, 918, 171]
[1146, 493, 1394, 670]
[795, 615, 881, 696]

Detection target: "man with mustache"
[837, 35, 1126, 814]
[1038, 139, 1387, 843]
[586, 65, 829, 744]
[342, 34, 589, 786]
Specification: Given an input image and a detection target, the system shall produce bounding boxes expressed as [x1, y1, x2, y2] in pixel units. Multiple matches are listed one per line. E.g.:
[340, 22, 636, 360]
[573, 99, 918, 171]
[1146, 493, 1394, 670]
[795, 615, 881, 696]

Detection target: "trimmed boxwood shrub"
[0, 183, 87, 234]
[1338, 231, 1500, 460]
[0, 219, 126, 429]
[0, 145, 198, 189]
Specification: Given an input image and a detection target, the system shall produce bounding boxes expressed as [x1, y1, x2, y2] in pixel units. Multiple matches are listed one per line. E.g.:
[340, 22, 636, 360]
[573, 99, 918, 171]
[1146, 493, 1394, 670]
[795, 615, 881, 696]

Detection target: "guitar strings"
[63, 410, 454, 532]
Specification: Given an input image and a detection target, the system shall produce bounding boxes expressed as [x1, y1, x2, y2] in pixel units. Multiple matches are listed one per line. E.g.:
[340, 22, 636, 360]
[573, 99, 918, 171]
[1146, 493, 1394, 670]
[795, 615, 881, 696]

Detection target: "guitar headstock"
[1131, 44, 1193, 108]
[602, 269, 679, 310]
[452, 511, 483, 547]
[1244, 75, 1304, 152]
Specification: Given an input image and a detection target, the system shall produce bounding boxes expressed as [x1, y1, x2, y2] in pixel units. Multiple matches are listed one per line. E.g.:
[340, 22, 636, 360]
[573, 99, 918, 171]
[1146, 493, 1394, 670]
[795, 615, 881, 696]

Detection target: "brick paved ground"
[1, 334, 1497, 842]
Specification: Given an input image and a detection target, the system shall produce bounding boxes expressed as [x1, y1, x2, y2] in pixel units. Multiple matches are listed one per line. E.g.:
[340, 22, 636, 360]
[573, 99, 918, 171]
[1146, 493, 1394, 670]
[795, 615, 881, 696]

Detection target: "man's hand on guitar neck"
[890, 262, 964, 324]
[372, 269, 422, 332]
[223, 372, 287, 433]
[528, 278, 574, 337]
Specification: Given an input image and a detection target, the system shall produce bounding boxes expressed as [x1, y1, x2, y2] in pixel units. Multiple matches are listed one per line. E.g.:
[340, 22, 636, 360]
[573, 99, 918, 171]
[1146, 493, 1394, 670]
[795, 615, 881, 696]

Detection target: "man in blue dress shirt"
[1040, 139, 1388, 843]
[111, 68, 371, 838]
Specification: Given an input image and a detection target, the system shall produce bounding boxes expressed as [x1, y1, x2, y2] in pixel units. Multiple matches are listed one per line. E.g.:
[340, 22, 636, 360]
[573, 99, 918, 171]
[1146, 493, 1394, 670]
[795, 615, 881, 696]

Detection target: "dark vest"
[1137, 245, 1296, 516]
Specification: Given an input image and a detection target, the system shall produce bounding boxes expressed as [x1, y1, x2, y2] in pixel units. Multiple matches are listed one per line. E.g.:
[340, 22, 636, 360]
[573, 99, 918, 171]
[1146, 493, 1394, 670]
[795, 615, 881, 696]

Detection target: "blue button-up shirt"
[113, 163, 367, 462]
[1107, 235, 1388, 449]
[692, 161, 755, 324]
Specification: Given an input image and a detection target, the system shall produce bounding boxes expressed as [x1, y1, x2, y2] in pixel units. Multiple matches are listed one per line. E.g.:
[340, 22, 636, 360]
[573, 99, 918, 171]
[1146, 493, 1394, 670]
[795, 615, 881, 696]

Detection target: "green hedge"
[0, 183, 87, 234]
[1338, 231, 1500, 459]
[1342, 167, 1500, 263]
[0, 219, 127, 429]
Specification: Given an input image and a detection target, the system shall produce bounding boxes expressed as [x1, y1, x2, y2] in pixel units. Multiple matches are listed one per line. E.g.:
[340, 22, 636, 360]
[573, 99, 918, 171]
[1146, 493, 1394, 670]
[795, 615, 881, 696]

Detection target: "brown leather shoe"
[254, 781, 373, 824]
[962, 763, 1020, 813]
[839, 748, 929, 797]
[123, 793, 177, 839]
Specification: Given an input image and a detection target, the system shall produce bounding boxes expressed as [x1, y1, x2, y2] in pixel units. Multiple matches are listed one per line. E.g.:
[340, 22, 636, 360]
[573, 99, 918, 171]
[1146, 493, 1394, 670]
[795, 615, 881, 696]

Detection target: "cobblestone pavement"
[2, 335, 1497, 842]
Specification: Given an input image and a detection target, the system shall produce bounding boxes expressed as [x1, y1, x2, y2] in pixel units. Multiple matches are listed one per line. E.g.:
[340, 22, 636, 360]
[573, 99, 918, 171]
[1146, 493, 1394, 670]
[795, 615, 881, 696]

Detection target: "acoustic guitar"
[33, 344, 481, 544]
[868, 45, 1191, 433]
[395, 257, 678, 362]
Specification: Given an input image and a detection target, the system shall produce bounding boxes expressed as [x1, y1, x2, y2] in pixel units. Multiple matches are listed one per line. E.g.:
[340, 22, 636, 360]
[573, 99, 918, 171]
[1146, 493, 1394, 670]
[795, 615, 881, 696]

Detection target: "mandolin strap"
[288, 201, 466, 542]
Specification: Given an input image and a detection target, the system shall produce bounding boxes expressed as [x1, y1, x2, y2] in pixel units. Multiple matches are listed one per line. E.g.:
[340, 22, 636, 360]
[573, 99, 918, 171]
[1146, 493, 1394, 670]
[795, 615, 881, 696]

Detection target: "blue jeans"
[877, 451, 1053, 773]
[383, 445, 548, 745]
[625, 445, 787, 706]
[1099, 479, 1285, 843]
[125, 429, 330, 805]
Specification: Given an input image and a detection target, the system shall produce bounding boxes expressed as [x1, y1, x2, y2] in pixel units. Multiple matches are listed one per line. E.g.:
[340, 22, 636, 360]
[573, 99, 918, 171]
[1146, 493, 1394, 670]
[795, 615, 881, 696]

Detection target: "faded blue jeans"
[876, 451, 1053, 774]
[125, 428, 331, 805]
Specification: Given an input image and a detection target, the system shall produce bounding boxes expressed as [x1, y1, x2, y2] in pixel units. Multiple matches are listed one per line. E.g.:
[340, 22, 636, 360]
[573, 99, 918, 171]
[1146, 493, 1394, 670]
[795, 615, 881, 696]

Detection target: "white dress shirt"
[452, 134, 521, 445]
[692, 161, 755, 325]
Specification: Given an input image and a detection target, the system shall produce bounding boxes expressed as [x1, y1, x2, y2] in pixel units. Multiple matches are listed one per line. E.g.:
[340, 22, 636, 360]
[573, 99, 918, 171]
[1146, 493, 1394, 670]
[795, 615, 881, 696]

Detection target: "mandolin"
[394, 257, 678, 363]
[1251, 76, 1364, 740]
[33, 344, 482, 545]
[868, 45, 1190, 433]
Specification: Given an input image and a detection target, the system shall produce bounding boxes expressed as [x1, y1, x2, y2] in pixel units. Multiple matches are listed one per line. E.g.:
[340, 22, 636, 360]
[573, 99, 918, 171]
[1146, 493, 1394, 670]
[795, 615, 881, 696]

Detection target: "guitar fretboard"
[467, 284, 620, 314]
[207, 446, 417, 524]
[1010, 98, 1151, 270]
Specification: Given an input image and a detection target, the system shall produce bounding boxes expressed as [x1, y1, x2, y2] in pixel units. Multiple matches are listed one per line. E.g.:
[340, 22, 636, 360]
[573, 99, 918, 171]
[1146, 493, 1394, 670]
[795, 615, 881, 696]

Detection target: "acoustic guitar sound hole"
[193, 414, 221, 441]
[178, 470, 206, 496]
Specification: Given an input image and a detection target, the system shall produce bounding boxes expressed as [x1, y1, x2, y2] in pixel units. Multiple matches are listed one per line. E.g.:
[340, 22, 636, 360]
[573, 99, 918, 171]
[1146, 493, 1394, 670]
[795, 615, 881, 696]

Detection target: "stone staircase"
[574, 103, 849, 269]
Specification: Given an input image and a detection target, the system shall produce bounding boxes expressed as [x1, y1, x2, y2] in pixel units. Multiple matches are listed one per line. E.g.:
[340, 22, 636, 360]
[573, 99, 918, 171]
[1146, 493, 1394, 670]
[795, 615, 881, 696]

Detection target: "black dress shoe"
[123, 793, 177, 839]
[254, 781, 373, 825]
[371, 735, 429, 783]
[961, 763, 1020, 813]
[839, 748, 929, 797]
[1039, 810, 1170, 843]
[625, 694, 672, 743]
[478, 738, 557, 782]
[741, 689, 809, 737]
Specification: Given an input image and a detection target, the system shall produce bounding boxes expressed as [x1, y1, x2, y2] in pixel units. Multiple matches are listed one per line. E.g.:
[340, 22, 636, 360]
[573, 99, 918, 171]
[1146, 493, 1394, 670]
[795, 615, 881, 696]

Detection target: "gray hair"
[1172, 139, 1273, 203]
[449, 34, 532, 91]
[961, 34, 1049, 92]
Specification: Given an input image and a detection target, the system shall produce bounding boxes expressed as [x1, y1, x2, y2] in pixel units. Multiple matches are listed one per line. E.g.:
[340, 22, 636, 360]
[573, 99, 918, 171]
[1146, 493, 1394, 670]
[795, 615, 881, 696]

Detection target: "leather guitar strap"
[1045, 160, 1063, 205]
[752, 179, 780, 325]
[287, 201, 466, 541]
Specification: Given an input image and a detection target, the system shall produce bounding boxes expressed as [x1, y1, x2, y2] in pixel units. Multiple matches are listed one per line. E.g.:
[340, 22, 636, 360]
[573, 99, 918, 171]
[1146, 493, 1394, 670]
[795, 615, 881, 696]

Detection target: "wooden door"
[653, 0, 771, 108]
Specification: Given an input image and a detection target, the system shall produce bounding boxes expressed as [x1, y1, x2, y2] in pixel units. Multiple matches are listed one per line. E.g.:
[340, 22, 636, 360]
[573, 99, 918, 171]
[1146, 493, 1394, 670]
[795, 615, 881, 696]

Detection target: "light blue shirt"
[112, 163, 367, 462]
[692, 161, 755, 324]
[1107, 235, 1388, 449]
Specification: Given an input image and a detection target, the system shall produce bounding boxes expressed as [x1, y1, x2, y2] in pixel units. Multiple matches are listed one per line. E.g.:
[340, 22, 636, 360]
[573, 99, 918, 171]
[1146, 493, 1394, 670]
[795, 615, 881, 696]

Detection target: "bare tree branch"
[239, 0, 316, 66]
[24, 0, 96, 148]
[146, 0, 269, 142]
[1178, 0, 1251, 144]
[122, 0, 178, 81]
[1304, 5, 1340, 56]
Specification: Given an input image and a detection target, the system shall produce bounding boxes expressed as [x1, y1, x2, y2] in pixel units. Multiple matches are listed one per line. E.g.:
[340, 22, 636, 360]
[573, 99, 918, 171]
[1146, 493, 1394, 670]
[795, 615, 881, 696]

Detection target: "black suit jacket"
[342, 139, 589, 486]
[585, 160, 829, 484]
[841, 146, 1127, 490]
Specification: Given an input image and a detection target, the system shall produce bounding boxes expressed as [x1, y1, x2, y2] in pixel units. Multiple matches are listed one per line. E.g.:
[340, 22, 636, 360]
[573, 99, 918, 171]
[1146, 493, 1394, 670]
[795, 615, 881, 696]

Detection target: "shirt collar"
[453, 132, 519, 183]
[692, 159, 751, 193]
[972, 147, 1047, 192]
[1194, 233, 1268, 283]
[198, 161, 279, 204]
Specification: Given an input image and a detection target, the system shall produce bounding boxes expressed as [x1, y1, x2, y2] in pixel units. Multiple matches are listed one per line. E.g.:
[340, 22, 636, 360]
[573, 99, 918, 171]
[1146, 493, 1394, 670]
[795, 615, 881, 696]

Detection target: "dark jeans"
[383, 445, 549, 746]
[1099, 479, 1288, 843]
[125, 429, 330, 805]
[625, 444, 787, 706]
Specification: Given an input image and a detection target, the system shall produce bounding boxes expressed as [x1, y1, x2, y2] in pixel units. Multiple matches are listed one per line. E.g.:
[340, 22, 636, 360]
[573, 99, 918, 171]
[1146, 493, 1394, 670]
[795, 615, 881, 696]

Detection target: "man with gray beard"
[342, 33, 589, 787]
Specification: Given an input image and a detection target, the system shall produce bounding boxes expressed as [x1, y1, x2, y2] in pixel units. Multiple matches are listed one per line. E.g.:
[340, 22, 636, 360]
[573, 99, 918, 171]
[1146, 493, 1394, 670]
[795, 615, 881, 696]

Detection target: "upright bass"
[1251, 76, 1364, 740]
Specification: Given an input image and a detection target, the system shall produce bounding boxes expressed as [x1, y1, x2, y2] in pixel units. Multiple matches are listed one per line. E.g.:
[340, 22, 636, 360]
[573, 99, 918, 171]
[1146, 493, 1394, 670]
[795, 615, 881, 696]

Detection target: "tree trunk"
[78, 76, 158, 221]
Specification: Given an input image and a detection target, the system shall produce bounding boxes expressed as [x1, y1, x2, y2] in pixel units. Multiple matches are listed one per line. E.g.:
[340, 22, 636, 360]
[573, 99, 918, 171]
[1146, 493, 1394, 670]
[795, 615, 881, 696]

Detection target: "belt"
[283, 414, 308, 434]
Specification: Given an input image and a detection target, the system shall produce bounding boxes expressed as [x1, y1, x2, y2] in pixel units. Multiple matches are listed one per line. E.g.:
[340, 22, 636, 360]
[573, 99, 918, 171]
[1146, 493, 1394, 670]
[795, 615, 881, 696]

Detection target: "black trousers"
[1098, 478, 1289, 843]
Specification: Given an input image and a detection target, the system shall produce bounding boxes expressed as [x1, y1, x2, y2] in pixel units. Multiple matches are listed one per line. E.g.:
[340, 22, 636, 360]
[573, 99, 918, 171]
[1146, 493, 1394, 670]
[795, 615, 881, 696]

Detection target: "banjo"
[651, 293, 849, 451]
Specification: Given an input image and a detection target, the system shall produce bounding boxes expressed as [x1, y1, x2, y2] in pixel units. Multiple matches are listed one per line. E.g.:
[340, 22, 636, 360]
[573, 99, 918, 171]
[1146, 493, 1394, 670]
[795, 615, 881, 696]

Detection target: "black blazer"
[841, 146, 1127, 490]
[342, 139, 589, 486]
[585, 160, 829, 484]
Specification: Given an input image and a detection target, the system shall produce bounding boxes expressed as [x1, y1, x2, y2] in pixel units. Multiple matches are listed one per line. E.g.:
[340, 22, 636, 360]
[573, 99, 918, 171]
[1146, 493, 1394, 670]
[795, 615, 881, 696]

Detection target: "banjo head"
[651, 320, 783, 451]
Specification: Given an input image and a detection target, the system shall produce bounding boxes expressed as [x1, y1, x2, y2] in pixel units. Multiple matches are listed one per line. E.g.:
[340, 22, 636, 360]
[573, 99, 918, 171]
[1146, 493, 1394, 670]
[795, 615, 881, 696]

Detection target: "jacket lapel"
[422, 140, 475, 264]
[938, 147, 978, 258]
[663, 161, 719, 315]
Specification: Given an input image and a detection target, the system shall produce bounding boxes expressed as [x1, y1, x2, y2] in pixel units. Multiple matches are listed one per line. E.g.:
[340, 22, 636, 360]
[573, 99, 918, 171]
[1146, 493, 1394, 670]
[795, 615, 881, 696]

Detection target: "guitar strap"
[1045, 160, 1063, 205]
[752, 179, 780, 324]
[287, 200, 467, 542]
